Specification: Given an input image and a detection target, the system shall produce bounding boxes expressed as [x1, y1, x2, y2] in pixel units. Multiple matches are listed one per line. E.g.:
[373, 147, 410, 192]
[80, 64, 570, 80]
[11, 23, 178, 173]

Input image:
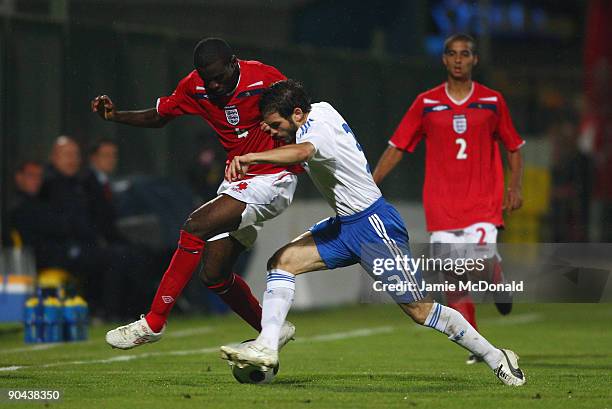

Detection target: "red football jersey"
[157, 60, 298, 176]
[389, 82, 525, 232]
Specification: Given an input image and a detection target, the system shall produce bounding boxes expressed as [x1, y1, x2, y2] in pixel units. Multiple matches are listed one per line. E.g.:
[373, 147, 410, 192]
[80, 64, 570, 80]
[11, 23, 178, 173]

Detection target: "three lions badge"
[453, 114, 467, 134]
[225, 105, 240, 126]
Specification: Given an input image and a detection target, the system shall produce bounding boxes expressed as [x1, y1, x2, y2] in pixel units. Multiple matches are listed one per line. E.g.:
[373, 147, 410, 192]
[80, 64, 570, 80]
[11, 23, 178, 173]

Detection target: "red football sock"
[446, 290, 478, 330]
[145, 230, 205, 332]
[208, 273, 262, 332]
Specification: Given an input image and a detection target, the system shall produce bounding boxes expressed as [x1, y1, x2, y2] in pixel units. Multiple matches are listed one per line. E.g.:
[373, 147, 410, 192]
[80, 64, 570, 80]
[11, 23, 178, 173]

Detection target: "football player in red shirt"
[91, 38, 298, 350]
[373, 33, 524, 364]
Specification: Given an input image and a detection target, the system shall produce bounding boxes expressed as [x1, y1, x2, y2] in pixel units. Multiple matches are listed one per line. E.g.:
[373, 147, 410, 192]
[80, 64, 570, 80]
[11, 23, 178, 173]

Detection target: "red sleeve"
[156, 74, 201, 118]
[389, 97, 424, 152]
[496, 93, 525, 151]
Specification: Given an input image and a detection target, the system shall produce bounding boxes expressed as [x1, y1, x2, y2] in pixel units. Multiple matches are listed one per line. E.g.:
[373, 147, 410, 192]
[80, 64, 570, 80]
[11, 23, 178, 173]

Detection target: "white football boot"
[220, 340, 278, 370]
[278, 320, 296, 349]
[494, 349, 526, 386]
[220, 320, 295, 369]
[105, 315, 165, 350]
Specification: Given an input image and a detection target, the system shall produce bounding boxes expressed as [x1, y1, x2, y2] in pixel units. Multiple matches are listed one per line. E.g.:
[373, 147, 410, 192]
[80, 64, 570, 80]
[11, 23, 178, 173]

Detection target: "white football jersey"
[296, 102, 382, 216]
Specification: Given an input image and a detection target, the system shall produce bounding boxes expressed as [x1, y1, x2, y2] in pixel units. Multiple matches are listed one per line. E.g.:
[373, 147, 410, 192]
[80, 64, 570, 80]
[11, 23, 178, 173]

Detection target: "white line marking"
[0, 326, 395, 372]
[0, 366, 24, 371]
[38, 347, 222, 369]
[0, 344, 61, 354]
[296, 326, 394, 342]
[0, 327, 213, 355]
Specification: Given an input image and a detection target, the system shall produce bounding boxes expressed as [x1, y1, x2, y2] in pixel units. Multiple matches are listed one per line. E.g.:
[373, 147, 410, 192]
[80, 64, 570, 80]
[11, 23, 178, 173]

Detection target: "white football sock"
[257, 269, 295, 351]
[424, 302, 503, 369]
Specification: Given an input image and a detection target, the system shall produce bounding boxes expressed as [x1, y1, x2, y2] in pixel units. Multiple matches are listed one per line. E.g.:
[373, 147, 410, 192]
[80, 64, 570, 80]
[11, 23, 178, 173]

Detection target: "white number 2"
[455, 138, 467, 159]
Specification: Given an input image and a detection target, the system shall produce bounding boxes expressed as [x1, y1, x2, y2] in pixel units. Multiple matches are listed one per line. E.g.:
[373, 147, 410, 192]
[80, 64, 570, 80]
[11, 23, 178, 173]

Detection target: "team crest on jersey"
[453, 114, 467, 134]
[225, 105, 240, 126]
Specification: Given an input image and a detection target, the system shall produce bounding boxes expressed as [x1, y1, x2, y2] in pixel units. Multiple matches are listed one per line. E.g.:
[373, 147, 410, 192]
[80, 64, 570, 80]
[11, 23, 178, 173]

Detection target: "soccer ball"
[230, 361, 279, 384]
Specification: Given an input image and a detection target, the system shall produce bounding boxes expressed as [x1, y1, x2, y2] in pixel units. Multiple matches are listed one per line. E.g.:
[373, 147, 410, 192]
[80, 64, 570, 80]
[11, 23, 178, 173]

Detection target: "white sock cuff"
[424, 302, 445, 331]
[266, 268, 296, 290]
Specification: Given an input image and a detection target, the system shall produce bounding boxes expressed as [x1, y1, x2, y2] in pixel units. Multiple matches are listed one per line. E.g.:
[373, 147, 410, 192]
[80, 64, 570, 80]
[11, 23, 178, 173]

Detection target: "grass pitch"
[1, 303, 611, 409]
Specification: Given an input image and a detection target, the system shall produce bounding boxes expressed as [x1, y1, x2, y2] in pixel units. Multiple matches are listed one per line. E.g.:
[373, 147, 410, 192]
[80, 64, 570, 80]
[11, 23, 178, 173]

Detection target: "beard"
[274, 123, 298, 145]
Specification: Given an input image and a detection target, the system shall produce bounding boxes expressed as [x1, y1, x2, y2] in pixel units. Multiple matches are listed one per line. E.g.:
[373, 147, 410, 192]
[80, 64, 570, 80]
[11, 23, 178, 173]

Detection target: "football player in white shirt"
[220, 80, 525, 386]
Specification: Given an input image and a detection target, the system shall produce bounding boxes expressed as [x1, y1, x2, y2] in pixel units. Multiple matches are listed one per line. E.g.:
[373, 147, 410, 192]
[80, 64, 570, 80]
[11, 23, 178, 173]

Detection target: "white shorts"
[430, 222, 499, 260]
[208, 171, 297, 248]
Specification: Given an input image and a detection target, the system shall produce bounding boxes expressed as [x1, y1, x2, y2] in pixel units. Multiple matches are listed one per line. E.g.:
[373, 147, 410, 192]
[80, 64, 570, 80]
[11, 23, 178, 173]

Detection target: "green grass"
[1, 303, 611, 409]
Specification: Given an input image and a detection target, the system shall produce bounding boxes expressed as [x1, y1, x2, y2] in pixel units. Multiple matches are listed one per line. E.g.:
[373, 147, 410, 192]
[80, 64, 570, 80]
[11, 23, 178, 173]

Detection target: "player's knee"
[182, 215, 200, 237]
[182, 210, 211, 239]
[197, 263, 212, 285]
[198, 266, 227, 287]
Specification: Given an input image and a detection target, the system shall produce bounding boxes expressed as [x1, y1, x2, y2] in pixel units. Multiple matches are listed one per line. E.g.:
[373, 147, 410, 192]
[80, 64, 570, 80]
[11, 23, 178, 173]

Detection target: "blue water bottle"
[23, 296, 41, 343]
[73, 295, 88, 341]
[63, 297, 78, 342]
[42, 296, 63, 342]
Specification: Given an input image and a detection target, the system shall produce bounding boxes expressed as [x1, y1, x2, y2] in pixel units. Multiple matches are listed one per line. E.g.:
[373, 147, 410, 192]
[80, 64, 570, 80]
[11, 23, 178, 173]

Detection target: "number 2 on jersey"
[455, 138, 467, 159]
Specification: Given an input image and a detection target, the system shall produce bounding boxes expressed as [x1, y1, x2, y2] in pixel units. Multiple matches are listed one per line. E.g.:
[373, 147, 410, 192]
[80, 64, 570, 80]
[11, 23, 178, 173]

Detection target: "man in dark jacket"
[10, 160, 50, 255]
[81, 137, 126, 244]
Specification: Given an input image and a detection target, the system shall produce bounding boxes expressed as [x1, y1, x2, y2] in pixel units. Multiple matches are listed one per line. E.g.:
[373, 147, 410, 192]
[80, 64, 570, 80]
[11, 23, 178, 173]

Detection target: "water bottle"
[42, 296, 63, 342]
[23, 296, 40, 343]
[72, 295, 89, 341]
[63, 297, 78, 342]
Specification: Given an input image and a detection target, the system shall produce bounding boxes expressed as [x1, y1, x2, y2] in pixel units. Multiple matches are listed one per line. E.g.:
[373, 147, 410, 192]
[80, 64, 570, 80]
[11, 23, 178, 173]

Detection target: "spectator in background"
[13, 160, 44, 198]
[38, 136, 99, 268]
[549, 118, 591, 242]
[81, 137, 126, 243]
[9, 160, 49, 251]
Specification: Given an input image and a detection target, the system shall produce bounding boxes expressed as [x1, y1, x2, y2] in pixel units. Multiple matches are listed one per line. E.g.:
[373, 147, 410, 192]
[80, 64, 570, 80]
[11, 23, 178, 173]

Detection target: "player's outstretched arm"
[372, 145, 404, 185]
[503, 149, 523, 213]
[91, 94, 172, 128]
[227, 143, 314, 181]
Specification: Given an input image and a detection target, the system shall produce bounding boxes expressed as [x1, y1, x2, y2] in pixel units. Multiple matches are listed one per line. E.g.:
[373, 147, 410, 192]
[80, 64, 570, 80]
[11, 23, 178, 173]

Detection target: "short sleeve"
[389, 97, 425, 152]
[496, 93, 525, 151]
[156, 74, 201, 118]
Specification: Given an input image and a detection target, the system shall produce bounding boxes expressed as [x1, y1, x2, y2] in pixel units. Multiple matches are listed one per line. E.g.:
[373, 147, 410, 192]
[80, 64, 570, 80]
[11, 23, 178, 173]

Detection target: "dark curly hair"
[259, 79, 312, 119]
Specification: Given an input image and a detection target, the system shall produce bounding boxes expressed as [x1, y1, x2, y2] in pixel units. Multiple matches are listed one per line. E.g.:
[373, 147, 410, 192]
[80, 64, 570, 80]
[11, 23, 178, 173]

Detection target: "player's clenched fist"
[91, 94, 115, 120]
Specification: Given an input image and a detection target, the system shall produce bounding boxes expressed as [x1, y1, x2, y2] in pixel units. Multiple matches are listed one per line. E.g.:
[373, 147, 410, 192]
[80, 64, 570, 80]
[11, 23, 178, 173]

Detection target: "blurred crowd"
[6, 133, 235, 321]
[546, 97, 611, 243]
[8, 136, 161, 320]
